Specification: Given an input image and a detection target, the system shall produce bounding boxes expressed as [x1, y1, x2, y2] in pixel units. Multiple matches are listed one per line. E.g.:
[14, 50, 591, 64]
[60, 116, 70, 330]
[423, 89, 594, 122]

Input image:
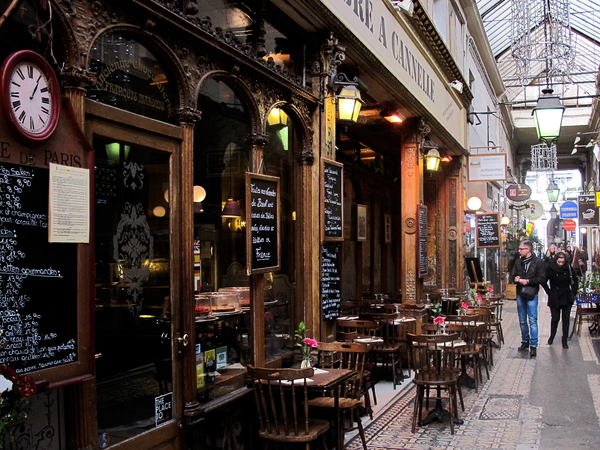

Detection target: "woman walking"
[546, 252, 578, 349]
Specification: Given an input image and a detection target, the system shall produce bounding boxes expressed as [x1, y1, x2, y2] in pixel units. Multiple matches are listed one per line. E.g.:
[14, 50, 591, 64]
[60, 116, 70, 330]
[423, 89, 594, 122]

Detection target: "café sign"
[505, 184, 532, 202]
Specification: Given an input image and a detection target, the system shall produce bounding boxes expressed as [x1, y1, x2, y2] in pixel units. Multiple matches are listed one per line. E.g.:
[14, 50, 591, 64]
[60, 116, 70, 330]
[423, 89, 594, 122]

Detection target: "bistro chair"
[407, 333, 462, 434]
[465, 309, 495, 366]
[247, 365, 330, 450]
[336, 319, 380, 415]
[456, 323, 490, 392]
[309, 341, 369, 450]
[569, 294, 600, 338]
[359, 312, 405, 389]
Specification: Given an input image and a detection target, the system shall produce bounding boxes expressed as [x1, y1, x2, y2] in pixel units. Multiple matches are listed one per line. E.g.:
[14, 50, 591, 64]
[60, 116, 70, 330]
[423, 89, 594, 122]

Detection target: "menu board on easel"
[321, 242, 341, 319]
[321, 158, 343, 241]
[418, 205, 428, 278]
[246, 173, 280, 274]
[476, 212, 500, 248]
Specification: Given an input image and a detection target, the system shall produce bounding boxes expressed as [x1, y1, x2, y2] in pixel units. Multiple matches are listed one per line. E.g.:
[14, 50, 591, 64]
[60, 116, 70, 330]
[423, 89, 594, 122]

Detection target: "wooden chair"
[339, 300, 372, 316]
[359, 312, 405, 389]
[456, 323, 490, 392]
[309, 342, 369, 450]
[247, 365, 330, 450]
[407, 333, 462, 434]
[465, 309, 495, 366]
[570, 294, 600, 338]
[336, 319, 380, 415]
[419, 323, 466, 409]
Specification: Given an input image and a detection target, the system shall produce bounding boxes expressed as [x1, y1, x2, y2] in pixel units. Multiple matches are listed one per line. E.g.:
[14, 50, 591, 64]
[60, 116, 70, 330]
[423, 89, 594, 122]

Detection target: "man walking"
[512, 239, 547, 357]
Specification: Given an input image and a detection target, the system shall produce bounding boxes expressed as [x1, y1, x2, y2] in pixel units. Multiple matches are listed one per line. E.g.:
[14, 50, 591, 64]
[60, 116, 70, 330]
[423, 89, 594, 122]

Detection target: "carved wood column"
[61, 66, 97, 450]
[175, 108, 203, 417]
[400, 119, 427, 304]
[246, 133, 269, 365]
[61, 67, 96, 130]
[311, 33, 345, 340]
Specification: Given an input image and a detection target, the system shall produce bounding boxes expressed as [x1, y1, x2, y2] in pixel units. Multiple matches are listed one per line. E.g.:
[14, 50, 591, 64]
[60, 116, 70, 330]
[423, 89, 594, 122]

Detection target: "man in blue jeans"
[512, 239, 547, 357]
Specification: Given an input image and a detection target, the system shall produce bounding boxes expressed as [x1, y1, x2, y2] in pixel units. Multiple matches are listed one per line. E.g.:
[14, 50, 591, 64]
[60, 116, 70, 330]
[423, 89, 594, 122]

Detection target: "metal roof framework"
[476, 0, 600, 105]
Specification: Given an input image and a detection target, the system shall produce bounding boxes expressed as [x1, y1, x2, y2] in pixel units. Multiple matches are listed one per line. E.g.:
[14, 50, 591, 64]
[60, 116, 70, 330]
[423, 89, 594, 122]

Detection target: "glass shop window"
[87, 33, 176, 123]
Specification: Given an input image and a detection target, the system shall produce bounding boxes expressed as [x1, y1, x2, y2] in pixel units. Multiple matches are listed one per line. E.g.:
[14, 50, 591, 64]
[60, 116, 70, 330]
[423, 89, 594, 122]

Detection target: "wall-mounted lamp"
[466, 196, 483, 212]
[532, 88, 565, 143]
[421, 138, 441, 171]
[194, 185, 206, 214]
[267, 107, 289, 129]
[380, 107, 405, 123]
[500, 215, 511, 226]
[448, 80, 463, 93]
[390, 0, 414, 16]
[333, 73, 364, 122]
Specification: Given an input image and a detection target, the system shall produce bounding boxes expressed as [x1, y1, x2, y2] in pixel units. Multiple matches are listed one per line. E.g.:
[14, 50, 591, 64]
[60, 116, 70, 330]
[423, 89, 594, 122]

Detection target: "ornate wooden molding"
[174, 107, 202, 124]
[61, 66, 97, 89]
[245, 133, 270, 148]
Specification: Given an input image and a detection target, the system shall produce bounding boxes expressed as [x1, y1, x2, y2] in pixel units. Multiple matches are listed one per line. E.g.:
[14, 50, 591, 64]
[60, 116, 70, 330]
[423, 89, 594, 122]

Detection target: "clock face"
[0, 51, 61, 143]
[9, 60, 53, 134]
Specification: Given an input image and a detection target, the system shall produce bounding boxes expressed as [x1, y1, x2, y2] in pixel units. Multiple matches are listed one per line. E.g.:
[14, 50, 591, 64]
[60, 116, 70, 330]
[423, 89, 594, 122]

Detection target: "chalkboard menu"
[246, 173, 280, 274]
[321, 242, 341, 319]
[418, 205, 428, 278]
[0, 162, 78, 374]
[321, 159, 344, 241]
[476, 212, 501, 248]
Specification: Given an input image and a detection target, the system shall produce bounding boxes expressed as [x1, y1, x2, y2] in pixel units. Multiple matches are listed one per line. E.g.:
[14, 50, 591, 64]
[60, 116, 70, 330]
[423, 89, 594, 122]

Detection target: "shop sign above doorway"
[563, 219, 576, 231]
[505, 184, 532, 202]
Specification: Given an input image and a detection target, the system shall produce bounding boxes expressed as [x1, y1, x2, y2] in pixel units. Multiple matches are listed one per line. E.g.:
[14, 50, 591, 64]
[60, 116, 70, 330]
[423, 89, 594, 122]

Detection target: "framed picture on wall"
[357, 204, 367, 241]
[384, 213, 392, 243]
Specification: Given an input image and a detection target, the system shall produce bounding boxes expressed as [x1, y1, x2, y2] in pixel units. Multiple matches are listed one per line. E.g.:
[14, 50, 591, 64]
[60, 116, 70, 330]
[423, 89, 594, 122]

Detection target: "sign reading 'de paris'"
[246, 173, 280, 274]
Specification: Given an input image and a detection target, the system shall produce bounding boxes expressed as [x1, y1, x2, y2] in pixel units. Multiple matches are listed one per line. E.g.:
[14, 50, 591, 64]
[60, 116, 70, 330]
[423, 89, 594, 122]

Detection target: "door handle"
[177, 333, 189, 354]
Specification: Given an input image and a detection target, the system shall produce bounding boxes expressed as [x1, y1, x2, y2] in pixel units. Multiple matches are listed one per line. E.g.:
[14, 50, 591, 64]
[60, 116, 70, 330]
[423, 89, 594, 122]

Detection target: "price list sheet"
[0, 162, 78, 374]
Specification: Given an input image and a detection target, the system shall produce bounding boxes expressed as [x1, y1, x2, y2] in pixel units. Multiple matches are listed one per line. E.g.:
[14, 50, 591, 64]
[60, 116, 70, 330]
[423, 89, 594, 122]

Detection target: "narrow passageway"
[346, 292, 600, 449]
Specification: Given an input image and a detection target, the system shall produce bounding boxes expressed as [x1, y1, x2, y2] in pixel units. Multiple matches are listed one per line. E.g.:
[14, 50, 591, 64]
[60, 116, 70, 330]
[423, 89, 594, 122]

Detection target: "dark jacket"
[512, 254, 547, 297]
[546, 259, 577, 307]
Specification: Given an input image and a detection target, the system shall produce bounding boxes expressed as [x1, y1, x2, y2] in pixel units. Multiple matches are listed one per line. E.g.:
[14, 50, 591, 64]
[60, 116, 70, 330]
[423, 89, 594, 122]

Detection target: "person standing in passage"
[546, 252, 577, 349]
[512, 239, 547, 357]
[544, 243, 558, 262]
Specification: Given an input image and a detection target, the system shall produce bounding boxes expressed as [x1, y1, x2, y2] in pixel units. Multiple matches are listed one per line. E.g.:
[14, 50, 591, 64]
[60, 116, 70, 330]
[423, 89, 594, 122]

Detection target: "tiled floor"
[346, 293, 600, 450]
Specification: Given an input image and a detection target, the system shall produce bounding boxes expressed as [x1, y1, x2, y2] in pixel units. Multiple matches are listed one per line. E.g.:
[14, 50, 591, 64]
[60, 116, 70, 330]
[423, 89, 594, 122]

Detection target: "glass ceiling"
[476, 0, 600, 105]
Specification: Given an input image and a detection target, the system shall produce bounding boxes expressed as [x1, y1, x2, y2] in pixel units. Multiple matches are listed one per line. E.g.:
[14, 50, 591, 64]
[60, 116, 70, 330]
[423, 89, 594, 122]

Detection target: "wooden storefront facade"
[0, 0, 471, 449]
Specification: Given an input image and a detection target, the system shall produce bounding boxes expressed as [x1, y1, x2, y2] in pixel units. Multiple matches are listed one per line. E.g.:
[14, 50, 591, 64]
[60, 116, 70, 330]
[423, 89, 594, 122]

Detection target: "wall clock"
[0, 50, 61, 143]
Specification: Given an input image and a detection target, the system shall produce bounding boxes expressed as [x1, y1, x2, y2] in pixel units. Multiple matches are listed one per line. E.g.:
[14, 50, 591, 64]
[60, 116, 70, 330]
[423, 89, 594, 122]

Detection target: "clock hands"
[30, 74, 42, 100]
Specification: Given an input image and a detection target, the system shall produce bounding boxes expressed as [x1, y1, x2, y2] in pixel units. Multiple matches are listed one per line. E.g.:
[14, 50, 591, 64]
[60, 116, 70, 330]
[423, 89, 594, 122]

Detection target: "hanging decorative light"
[532, 88, 565, 142]
[546, 179, 560, 203]
[530, 143, 557, 172]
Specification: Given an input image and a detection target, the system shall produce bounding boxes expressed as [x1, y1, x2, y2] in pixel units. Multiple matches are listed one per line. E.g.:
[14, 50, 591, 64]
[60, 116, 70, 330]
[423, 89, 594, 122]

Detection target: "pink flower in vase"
[487, 285, 494, 293]
[459, 301, 469, 310]
[304, 338, 318, 348]
[433, 316, 445, 325]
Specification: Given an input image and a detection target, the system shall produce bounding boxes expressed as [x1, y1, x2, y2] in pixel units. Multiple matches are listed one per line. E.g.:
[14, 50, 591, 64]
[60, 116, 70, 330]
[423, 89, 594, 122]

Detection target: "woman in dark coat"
[546, 251, 578, 348]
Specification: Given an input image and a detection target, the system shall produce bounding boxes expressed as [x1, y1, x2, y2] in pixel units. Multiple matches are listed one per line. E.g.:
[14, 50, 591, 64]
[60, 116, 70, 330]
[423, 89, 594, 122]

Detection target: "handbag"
[520, 285, 537, 300]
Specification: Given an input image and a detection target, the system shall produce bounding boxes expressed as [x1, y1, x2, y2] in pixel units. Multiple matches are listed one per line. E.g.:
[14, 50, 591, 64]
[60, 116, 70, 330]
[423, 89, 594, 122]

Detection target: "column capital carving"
[418, 117, 431, 139]
[246, 133, 270, 148]
[61, 67, 97, 89]
[175, 107, 202, 124]
[295, 148, 315, 165]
